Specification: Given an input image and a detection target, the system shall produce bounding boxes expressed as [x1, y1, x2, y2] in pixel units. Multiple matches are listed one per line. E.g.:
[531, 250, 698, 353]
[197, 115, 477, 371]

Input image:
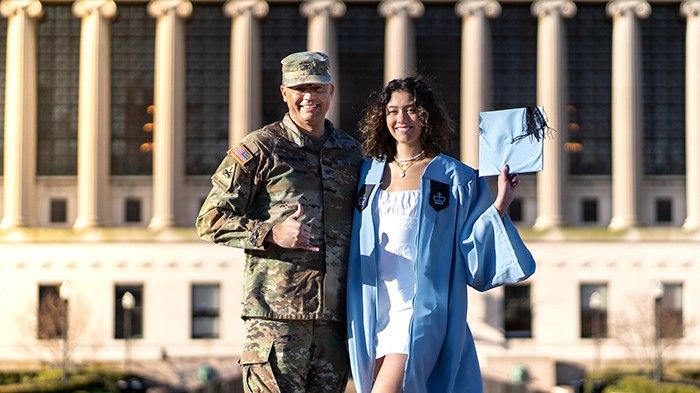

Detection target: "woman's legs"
[371, 353, 408, 393]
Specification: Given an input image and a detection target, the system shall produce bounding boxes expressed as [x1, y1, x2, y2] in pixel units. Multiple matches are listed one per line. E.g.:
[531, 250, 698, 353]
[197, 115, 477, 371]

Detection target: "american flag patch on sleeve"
[229, 144, 253, 166]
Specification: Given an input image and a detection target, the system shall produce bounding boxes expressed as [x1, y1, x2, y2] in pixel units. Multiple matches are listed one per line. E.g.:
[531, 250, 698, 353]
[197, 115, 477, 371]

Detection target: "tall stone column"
[72, 0, 117, 230]
[301, 0, 345, 124]
[682, 0, 700, 231]
[147, 0, 192, 230]
[455, 0, 500, 168]
[0, 0, 42, 229]
[532, 0, 576, 231]
[224, 0, 267, 146]
[379, 0, 424, 83]
[606, 0, 649, 231]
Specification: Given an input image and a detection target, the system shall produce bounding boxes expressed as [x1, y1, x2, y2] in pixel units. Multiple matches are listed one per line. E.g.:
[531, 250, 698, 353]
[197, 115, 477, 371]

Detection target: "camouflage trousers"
[239, 318, 349, 393]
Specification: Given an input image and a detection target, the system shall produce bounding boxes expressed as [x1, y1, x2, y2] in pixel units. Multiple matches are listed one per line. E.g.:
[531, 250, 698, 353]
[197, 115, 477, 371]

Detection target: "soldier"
[196, 51, 362, 393]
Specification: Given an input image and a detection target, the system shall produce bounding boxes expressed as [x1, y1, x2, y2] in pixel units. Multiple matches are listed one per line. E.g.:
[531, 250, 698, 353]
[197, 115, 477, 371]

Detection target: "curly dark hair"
[358, 75, 453, 161]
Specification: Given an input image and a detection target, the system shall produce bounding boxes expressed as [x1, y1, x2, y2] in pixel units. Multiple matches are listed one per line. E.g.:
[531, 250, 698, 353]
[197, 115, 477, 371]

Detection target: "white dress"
[374, 188, 420, 358]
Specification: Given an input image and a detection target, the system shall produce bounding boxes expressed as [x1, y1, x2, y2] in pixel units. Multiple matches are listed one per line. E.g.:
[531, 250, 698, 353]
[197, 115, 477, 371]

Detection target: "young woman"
[347, 76, 536, 393]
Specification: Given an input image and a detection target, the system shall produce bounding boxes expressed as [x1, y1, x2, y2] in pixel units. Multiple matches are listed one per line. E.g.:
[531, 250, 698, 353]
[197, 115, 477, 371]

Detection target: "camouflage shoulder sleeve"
[195, 135, 273, 250]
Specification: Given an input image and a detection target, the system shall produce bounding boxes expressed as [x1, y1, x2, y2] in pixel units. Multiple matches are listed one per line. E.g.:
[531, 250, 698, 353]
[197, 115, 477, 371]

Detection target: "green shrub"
[0, 369, 128, 393]
[605, 375, 700, 393]
[588, 368, 645, 382]
[0, 374, 19, 385]
[34, 369, 64, 382]
[584, 368, 650, 393]
[678, 369, 700, 381]
[0, 373, 41, 386]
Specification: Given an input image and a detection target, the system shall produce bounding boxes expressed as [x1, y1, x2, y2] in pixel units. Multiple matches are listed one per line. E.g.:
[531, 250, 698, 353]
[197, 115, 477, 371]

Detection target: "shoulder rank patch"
[228, 144, 254, 167]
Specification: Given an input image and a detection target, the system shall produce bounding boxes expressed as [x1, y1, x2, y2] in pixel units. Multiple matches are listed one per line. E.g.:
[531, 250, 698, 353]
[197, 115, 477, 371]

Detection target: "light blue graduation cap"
[478, 106, 551, 177]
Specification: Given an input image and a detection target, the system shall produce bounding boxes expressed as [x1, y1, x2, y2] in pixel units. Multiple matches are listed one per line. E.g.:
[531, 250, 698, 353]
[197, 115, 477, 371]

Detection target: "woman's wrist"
[494, 203, 505, 219]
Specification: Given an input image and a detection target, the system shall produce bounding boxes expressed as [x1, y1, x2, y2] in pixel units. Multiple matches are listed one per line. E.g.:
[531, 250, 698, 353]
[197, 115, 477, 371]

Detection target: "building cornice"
[1, 226, 699, 243]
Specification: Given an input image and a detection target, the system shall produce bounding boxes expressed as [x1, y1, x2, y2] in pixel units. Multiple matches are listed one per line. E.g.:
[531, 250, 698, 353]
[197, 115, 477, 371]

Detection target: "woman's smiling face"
[385, 90, 423, 148]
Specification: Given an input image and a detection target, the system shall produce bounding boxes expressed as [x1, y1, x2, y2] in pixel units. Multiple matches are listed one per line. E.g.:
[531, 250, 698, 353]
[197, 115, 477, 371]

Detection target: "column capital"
[72, 0, 117, 19]
[455, 0, 501, 18]
[223, 0, 269, 18]
[531, 0, 576, 18]
[0, 0, 42, 18]
[379, 0, 424, 18]
[606, 0, 650, 18]
[300, 0, 346, 18]
[681, 0, 700, 17]
[147, 0, 192, 18]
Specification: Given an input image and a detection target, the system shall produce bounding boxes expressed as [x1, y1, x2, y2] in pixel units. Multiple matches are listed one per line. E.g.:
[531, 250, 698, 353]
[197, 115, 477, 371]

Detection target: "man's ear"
[280, 85, 286, 102]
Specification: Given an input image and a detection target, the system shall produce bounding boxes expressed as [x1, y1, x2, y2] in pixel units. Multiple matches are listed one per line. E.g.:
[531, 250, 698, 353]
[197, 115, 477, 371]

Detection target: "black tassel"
[511, 106, 552, 144]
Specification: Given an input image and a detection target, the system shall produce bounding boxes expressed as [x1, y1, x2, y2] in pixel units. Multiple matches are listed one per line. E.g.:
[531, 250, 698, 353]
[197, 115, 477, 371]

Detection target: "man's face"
[280, 83, 334, 133]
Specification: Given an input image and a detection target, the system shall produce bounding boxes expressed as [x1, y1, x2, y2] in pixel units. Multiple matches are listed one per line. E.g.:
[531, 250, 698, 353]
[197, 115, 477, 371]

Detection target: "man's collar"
[281, 114, 342, 148]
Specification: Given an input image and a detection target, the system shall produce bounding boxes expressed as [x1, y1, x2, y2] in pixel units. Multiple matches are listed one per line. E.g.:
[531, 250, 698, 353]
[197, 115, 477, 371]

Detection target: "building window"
[655, 198, 673, 223]
[508, 199, 523, 222]
[416, 5, 461, 158]
[642, 5, 685, 175]
[186, 5, 230, 176]
[582, 198, 598, 223]
[657, 283, 683, 338]
[50, 198, 68, 223]
[125, 198, 141, 223]
[261, 5, 306, 126]
[192, 284, 220, 339]
[115, 285, 143, 339]
[581, 284, 608, 338]
[338, 5, 384, 137]
[38, 285, 66, 339]
[111, 6, 154, 175]
[567, 4, 613, 175]
[492, 5, 537, 110]
[37, 5, 80, 176]
[504, 284, 532, 338]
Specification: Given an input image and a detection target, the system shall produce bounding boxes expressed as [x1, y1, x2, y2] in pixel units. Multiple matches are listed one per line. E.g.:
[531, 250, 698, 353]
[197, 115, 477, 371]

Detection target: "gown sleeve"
[458, 175, 536, 292]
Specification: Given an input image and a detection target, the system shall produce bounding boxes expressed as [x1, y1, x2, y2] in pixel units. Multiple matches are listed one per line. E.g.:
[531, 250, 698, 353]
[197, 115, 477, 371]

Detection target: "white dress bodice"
[374, 188, 420, 358]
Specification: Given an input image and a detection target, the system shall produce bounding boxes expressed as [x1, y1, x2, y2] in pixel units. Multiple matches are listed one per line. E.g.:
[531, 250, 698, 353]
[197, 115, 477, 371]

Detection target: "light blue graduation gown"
[347, 154, 536, 393]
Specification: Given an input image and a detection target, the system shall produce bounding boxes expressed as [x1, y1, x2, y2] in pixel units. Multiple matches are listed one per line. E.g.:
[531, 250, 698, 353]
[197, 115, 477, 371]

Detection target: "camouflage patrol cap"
[281, 51, 331, 87]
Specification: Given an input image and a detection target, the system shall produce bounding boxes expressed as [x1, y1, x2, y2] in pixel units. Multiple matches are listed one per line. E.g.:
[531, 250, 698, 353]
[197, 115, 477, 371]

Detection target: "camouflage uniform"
[241, 319, 350, 393]
[196, 106, 362, 392]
